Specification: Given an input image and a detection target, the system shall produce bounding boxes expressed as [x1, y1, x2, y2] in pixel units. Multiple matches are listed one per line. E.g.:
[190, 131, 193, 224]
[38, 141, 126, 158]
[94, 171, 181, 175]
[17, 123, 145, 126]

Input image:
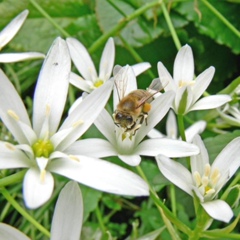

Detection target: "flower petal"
[0, 10, 28, 48]
[0, 52, 45, 63]
[189, 95, 231, 112]
[65, 138, 118, 158]
[213, 137, 240, 185]
[135, 91, 175, 145]
[131, 62, 151, 76]
[0, 223, 30, 240]
[173, 45, 194, 85]
[157, 62, 176, 92]
[33, 37, 70, 137]
[201, 200, 233, 223]
[94, 108, 116, 144]
[191, 135, 209, 175]
[66, 37, 97, 81]
[136, 138, 199, 158]
[147, 128, 165, 138]
[0, 69, 31, 143]
[57, 80, 114, 150]
[23, 168, 54, 209]
[156, 155, 194, 196]
[0, 142, 31, 169]
[99, 37, 115, 81]
[69, 71, 92, 93]
[166, 110, 178, 139]
[51, 181, 83, 240]
[185, 121, 206, 142]
[118, 154, 141, 166]
[191, 66, 215, 103]
[49, 156, 149, 196]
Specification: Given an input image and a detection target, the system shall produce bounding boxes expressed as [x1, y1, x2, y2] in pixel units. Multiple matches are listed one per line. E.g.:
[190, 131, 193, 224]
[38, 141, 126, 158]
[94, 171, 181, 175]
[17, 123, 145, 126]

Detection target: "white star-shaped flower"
[0, 10, 45, 63]
[0, 38, 149, 209]
[156, 135, 240, 223]
[66, 66, 199, 166]
[158, 44, 231, 115]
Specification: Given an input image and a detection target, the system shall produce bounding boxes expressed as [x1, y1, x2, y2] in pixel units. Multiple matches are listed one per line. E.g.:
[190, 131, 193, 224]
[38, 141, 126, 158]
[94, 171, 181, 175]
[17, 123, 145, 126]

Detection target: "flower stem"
[177, 114, 186, 141]
[161, 1, 181, 50]
[95, 204, 106, 233]
[170, 184, 177, 216]
[136, 166, 191, 236]
[89, 0, 162, 54]
[201, 0, 240, 38]
[29, 0, 70, 38]
[0, 170, 26, 187]
[1, 187, 50, 238]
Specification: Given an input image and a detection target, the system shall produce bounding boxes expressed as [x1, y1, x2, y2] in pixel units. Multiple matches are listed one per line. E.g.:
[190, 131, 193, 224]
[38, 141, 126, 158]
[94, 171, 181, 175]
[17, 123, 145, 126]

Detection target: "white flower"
[148, 110, 206, 142]
[66, 37, 115, 92]
[0, 10, 45, 63]
[157, 44, 231, 115]
[0, 38, 149, 209]
[66, 66, 200, 166]
[156, 135, 240, 223]
[0, 181, 83, 240]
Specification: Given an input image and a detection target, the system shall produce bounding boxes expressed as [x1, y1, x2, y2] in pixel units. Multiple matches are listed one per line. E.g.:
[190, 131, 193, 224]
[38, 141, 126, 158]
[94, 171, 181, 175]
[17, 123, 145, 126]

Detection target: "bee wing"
[148, 78, 164, 91]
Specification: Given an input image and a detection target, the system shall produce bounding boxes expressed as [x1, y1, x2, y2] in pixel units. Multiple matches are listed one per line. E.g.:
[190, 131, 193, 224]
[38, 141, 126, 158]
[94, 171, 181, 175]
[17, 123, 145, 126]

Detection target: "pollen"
[7, 110, 19, 121]
[94, 79, 104, 88]
[32, 139, 54, 158]
[143, 103, 151, 113]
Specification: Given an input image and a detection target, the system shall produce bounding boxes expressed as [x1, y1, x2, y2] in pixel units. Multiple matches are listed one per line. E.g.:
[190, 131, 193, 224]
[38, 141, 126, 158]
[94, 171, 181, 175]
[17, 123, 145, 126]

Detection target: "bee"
[113, 78, 162, 136]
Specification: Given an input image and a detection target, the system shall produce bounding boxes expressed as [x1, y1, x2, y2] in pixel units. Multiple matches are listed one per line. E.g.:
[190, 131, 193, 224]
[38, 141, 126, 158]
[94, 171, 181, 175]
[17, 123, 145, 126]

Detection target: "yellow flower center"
[193, 163, 221, 199]
[178, 80, 195, 88]
[94, 79, 104, 88]
[32, 139, 54, 158]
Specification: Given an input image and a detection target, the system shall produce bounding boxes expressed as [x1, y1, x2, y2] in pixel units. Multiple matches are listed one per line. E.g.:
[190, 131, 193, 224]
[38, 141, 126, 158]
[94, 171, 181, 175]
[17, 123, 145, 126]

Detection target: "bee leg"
[139, 113, 148, 125]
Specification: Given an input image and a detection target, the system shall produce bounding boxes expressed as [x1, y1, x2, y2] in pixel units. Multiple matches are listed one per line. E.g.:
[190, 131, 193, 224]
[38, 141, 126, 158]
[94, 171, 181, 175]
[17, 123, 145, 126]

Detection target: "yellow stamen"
[193, 171, 202, 187]
[40, 169, 46, 183]
[179, 80, 195, 88]
[7, 110, 19, 121]
[5, 143, 15, 151]
[204, 164, 211, 177]
[69, 155, 80, 162]
[94, 79, 104, 88]
[72, 119, 84, 128]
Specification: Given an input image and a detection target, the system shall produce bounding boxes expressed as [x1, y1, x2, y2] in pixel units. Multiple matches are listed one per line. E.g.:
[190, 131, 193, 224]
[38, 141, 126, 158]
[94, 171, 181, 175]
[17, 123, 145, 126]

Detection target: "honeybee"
[113, 78, 162, 136]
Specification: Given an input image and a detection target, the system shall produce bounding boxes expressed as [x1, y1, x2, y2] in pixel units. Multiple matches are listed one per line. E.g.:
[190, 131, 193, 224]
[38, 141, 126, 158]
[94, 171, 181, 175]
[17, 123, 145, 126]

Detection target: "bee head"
[113, 111, 134, 128]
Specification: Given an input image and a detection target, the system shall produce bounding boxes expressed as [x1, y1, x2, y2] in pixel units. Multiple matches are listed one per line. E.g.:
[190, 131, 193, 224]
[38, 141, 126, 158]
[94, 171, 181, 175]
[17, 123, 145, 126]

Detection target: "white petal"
[0, 10, 28, 48]
[166, 110, 177, 139]
[136, 138, 199, 157]
[191, 135, 209, 175]
[189, 95, 231, 112]
[157, 62, 176, 92]
[131, 62, 151, 76]
[66, 37, 97, 81]
[0, 223, 30, 240]
[58, 80, 114, 150]
[147, 128, 165, 139]
[201, 200, 233, 223]
[69, 71, 92, 93]
[0, 52, 45, 63]
[49, 156, 149, 196]
[156, 155, 194, 196]
[99, 37, 115, 81]
[94, 108, 116, 143]
[185, 121, 206, 142]
[0, 142, 31, 169]
[135, 91, 175, 145]
[23, 168, 54, 209]
[118, 154, 141, 166]
[173, 45, 194, 85]
[65, 138, 118, 158]
[33, 37, 70, 137]
[51, 181, 83, 240]
[191, 67, 215, 103]
[213, 137, 240, 183]
[0, 69, 31, 144]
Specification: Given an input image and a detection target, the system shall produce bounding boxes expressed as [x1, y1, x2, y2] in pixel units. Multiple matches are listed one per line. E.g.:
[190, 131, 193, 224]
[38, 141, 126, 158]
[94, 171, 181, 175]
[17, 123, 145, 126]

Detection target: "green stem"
[88, 0, 162, 54]
[5, 64, 21, 94]
[177, 114, 186, 141]
[29, 0, 70, 38]
[95, 204, 106, 233]
[119, 35, 155, 79]
[136, 166, 191, 236]
[1, 187, 50, 237]
[0, 170, 26, 187]
[170, 184, 177, 216]
[161, 1, 181, 50]
[201, 0, 240, 38]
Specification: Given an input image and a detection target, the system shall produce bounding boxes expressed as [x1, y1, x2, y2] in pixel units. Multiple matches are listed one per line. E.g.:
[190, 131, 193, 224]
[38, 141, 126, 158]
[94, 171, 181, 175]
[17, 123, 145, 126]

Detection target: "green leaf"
[204, 130, 240, 163]
[176, 1, 240, 54]
[95, 0, 163, 47]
